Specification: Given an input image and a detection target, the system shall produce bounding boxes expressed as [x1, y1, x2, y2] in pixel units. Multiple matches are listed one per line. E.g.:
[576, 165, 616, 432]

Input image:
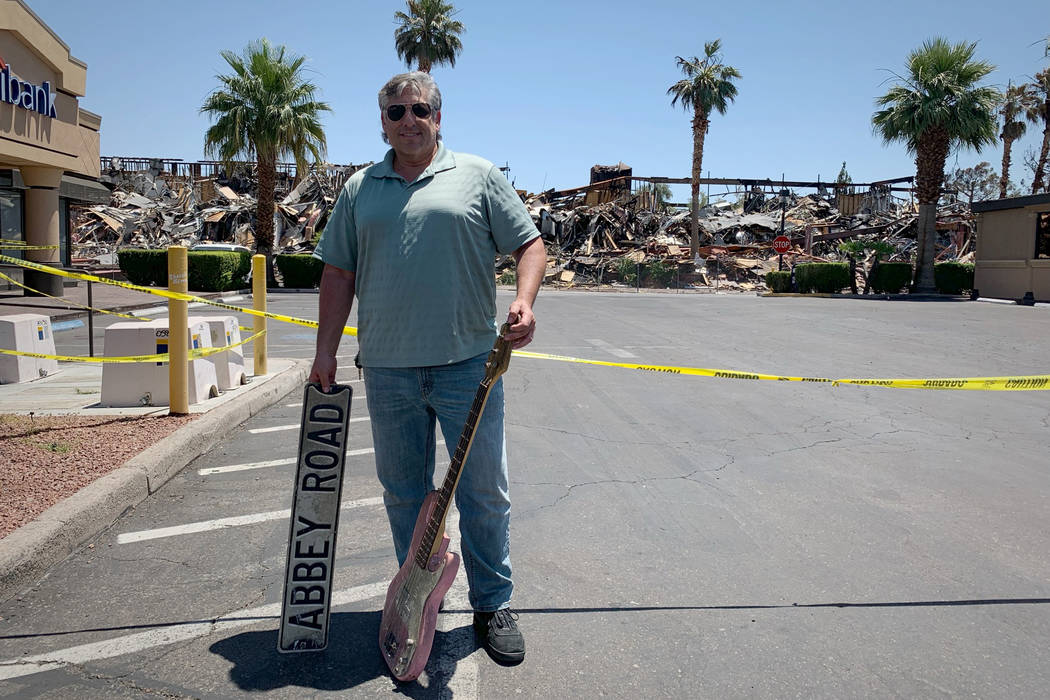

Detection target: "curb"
[0, 357, 311, 604]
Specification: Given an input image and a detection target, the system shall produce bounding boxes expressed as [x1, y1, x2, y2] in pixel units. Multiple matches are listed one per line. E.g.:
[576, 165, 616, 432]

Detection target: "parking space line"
[285, 392, 365, 408]
[586, 338, 638, 358]
[198, 457, 296, 474]
[197, 440, 445, 476]
[433, 508, 479, 697]
[248, 417, 369, 434]
[0, 581, 388, 682]
[116, 496, 384, 544]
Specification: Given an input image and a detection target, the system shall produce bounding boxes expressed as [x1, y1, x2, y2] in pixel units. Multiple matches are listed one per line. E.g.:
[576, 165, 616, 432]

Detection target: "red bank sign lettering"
[0, 57, 58, 118]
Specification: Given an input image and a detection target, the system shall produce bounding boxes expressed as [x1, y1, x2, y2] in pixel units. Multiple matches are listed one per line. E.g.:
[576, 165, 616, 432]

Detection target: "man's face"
[381, 87, 441, 163]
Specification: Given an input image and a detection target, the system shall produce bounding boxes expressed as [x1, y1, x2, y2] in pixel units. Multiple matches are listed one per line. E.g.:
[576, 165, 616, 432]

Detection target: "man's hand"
[505, 301, 535, 349]
[506, 236, 545, 350]
[309, 353, 338, 393]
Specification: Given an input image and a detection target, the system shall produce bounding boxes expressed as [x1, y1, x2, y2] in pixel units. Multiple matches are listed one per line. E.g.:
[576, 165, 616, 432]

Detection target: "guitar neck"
[413, 376, 496, 569]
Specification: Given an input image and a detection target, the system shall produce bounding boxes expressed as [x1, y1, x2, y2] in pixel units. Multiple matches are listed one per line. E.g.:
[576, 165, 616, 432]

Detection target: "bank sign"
[0, 57, 58, 118]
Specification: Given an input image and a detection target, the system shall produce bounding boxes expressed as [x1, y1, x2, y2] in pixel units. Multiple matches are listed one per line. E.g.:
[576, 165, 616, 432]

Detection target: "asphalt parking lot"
[1, 290, 1048, 698]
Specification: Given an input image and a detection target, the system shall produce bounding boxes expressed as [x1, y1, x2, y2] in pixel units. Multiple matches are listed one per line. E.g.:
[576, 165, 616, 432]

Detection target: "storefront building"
[1, 0, 105, 296]
[972, 193, 1050, 303]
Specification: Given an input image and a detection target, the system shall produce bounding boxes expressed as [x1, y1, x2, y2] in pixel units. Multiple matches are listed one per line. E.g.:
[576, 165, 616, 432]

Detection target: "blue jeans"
[363, 352, 513, 612]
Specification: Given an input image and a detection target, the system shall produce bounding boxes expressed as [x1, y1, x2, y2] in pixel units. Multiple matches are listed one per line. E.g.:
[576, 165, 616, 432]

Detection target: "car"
[190, 243, 252, 254]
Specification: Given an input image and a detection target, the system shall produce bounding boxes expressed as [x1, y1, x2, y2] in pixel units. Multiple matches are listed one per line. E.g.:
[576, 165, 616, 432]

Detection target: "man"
[309, 71, 545, 666]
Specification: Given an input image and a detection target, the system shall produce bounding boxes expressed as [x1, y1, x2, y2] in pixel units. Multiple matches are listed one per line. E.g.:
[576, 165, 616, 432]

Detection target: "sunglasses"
[385, 102, 433, 121]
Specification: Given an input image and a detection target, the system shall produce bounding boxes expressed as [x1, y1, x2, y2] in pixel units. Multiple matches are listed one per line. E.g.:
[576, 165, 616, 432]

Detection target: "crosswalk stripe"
[116, 497, 384, 544]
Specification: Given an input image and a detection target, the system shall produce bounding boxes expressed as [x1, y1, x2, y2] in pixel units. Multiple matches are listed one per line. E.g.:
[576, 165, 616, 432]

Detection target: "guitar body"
[379, 490, 461, 681]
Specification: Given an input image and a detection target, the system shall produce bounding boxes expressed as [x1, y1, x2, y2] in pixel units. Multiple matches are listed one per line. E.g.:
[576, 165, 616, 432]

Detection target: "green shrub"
[643, 259, 676, 287]
[765, 270, 791, 293]
[796, 262, 850, 293]
[497, 268, 516, 285]
[615, 256, 639, 286]
[934, 262, 974, 294]
[276, 254, 324, 288]
[187, 251, 251, 292]
[117, 248, 167, 287]
[870, 261, 912, 294]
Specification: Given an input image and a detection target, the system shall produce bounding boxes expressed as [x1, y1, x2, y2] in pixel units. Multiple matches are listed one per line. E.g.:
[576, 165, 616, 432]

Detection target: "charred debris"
[74, 158, 974, 292]
[515, 164, 975, 291]
[72, 157, 371, 265]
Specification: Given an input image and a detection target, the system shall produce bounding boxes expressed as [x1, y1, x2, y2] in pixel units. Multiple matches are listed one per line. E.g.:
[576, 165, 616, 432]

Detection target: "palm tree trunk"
[1032, 116, 1050, 194]
[999, 135, 1014, 198]
[690, 109, 708, 260]
[913, 128, 949, 293]
[256, 153, 277, 286]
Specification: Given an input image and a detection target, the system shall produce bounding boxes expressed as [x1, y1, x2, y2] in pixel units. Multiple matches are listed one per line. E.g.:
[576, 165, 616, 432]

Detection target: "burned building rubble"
[72, 157, 371, 266]
[517, 167, 975, 291]
[73, 157, 973, 293]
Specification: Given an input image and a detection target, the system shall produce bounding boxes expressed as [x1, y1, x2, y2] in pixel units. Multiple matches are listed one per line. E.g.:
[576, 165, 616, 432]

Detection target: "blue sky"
[28, 0, 1049, 201]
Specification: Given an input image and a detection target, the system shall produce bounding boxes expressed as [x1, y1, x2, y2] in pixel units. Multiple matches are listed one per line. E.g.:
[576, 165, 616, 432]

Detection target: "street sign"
[772, 236, 792, 255]
[278, 382, 353, 653]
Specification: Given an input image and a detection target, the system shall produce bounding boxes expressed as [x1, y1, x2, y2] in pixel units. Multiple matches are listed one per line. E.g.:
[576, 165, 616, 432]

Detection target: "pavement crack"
[519, 454, 736, 514]
[65, 662, 198, 698]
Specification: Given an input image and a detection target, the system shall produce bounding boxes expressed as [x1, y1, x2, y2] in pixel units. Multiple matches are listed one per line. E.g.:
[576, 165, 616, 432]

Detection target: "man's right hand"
[309, 354, 338, 393]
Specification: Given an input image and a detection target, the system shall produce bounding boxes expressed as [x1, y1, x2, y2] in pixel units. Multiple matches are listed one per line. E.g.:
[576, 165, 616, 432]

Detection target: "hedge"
[276, 253, 324, 288]
[765, 270, 791, 293]
[870, 261, 912, 294]
[934, 262, 974, 294]
[187, 251, 252, 291]
[117, 248, 167, 287]
[795, 262, 850, 293]
[117, 248, 251, 291]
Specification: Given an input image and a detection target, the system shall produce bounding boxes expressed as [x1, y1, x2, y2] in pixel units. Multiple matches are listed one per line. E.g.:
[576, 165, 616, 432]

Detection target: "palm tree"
[872, 38, 999, 292]
[1030, 69, 1050, 193]
[201, 39, 330, 282]
[999, 82, 1040, 197]
[667, 41, 741, 259]
[394, 0, 464, 73]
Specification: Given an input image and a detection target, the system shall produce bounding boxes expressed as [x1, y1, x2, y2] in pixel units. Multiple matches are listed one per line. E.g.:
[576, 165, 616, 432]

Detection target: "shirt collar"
[371, 143, 457, 181]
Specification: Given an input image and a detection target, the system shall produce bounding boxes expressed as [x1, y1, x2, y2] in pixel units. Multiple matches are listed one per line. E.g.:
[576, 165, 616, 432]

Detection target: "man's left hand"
[505, 300, 536, 349]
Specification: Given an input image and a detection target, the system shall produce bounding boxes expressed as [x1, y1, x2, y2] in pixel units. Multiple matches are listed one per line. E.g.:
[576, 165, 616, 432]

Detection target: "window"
[1038, 212, 1050, 259]
[1, 189, 24, 261]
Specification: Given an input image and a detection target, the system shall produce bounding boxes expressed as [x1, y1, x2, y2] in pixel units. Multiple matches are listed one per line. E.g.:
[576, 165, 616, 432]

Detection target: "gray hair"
[378, 71, 442, 143]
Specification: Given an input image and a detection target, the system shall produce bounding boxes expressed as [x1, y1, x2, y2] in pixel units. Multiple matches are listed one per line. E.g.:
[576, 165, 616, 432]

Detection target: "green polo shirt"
[313, 143, 538, 367]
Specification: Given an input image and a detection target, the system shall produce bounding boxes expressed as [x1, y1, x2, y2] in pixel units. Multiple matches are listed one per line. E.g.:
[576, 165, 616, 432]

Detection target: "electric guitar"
[378, 324, 513, 681]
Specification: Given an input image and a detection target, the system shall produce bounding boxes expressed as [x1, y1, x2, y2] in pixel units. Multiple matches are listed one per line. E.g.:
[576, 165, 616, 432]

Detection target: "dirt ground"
[0, 413, 198, 539]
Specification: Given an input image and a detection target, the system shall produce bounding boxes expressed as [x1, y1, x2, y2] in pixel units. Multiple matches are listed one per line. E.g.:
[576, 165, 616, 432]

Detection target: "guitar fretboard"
[413, 375, 494, 570]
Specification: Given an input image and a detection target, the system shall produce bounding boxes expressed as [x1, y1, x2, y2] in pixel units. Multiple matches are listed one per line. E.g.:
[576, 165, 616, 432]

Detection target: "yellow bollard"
[168, 246, 189, 415]
[252, 254, 268, 376]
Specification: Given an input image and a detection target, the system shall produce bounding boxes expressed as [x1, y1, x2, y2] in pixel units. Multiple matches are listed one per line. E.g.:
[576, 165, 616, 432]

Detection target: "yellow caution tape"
[4, 255, 1046, 390]
[511, 351, 1050, 391]
[0, 329, 265, 364]
[0, 244, 59, 250]
[0, 271, 143, 321]
[0, 271, 254, 333]
[0, 254, 356, 336]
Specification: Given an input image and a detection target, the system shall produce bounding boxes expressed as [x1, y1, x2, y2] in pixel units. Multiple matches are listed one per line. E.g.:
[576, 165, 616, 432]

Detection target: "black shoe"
[473, 608, 525, 664]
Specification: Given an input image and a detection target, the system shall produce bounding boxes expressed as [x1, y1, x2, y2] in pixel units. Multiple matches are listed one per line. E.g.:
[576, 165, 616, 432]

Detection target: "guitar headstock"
[483, 323, 513, 384]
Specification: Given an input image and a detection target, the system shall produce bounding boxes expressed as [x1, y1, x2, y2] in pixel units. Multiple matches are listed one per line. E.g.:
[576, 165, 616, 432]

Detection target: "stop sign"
[772, 236, 791, 254]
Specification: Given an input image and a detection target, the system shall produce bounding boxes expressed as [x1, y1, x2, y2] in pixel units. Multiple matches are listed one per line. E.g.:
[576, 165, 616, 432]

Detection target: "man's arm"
[505, 236, 546, 349]
[309, 263, 356, 392]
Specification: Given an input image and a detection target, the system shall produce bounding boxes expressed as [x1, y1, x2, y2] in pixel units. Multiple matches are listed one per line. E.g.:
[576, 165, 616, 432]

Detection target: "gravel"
[0, 413, 198, 539]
